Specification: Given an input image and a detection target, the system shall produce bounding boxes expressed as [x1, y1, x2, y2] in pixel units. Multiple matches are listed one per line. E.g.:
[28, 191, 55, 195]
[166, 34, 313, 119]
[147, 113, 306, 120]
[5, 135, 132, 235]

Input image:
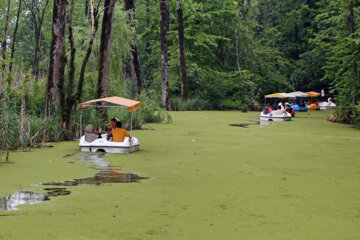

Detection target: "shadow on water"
[228, 119, 272, 128]
[228, 123, 257, 128]
[0, 152, 148, 210]
[42, 170, 149, 186]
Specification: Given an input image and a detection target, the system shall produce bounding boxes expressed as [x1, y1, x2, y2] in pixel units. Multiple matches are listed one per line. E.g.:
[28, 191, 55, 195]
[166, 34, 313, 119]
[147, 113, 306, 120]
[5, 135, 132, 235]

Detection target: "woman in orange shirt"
[111, 121, 131, 142]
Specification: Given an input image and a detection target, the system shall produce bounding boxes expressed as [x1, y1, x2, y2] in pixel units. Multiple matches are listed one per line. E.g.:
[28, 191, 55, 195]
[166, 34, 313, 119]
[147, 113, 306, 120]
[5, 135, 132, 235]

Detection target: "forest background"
[0, 0, 359, 154]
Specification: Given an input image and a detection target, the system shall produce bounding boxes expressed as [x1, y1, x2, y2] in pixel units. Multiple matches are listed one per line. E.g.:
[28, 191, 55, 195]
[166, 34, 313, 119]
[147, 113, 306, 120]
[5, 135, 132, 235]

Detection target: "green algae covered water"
[0, 111, 359, 240]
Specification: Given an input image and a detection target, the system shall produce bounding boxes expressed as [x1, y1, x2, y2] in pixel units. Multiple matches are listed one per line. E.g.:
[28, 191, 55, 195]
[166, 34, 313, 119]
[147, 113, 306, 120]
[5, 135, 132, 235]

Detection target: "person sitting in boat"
[285, 103, 295, 117]
[278, 102, 285, 110]
[106, 118, 118, 141]
[263, 106, 271, 115]
[301, 100, 306, 108]
[111, 121, 131, 142]
[85, 124, 102, 143]
[273, 103, 286, 115]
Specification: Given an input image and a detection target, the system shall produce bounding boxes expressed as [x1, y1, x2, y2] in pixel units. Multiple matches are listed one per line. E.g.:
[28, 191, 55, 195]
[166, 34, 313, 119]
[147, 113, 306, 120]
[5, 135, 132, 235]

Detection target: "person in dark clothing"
[106, 118, 118, 141]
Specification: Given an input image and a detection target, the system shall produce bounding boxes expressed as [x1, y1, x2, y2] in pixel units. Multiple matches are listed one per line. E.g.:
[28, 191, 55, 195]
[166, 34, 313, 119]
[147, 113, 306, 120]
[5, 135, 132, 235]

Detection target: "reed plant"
[170, 97, 211, 111]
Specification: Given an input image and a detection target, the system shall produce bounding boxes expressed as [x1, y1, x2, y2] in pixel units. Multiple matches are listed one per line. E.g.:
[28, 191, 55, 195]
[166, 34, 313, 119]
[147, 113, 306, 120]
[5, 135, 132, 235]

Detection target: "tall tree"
[160, 0, 171, 110]
[176, 0, 187, 100]
[348, 0, 358, 111]
[58, 0, 101, 138]
[97, 0, 115, 101]
[9, 0, 22, 74]
[1, 0, 13, 89]
[124, 0, 142, 96]
[1, 0, 12, 61]
[45, 0, 67, 117]
[23, 0, 50, 80]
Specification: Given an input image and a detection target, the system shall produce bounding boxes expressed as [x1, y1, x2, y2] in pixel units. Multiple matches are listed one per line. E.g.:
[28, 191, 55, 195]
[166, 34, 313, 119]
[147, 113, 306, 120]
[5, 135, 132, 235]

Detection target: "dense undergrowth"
[0, 85, 171, 159]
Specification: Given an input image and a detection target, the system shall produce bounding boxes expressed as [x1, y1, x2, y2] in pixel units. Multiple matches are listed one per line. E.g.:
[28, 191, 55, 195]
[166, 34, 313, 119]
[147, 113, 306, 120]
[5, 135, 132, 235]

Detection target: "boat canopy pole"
[130, 111, 133, 134]
[80, 110, 83, 138]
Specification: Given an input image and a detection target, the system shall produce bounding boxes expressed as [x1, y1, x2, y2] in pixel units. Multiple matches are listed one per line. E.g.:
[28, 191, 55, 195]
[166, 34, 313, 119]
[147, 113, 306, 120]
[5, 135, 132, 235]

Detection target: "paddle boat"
[287, 91, 308, 112]
[260, 108, 292, 121]
[77, 96, 141, 153]
[319, 97, 336, 110]
[306, 91, 320, 111]
[261, 93, 292, 121]
[79, 134, 140, 153]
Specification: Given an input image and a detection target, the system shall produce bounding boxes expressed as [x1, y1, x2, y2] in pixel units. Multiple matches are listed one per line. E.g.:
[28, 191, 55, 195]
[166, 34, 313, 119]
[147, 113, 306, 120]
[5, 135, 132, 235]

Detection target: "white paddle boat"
[261, 93, 292, 121]
[260, 109, 292, 121]
[77, 96, 141, 153]
[319, 98, 336, 110]
[79, 134, 140, 153]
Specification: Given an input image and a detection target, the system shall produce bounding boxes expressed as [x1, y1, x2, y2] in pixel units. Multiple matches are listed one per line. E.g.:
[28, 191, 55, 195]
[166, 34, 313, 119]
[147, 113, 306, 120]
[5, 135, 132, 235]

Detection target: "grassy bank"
[0, 111, 359, 239]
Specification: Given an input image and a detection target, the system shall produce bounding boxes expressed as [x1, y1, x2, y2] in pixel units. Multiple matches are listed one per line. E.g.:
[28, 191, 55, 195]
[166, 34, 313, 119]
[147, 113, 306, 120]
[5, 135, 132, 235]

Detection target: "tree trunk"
[145, 0, 151, 55]
[97, 0, 115, 121]
[176, 0, 187, 100]
[1, 0, 12, 60]
[24, 0, 50, 80]
[85, 0, 88, 16]
[59, 0, 76, 139]
[60, 0, 100, 139]
[1, 0, 13, 89]
[9, 0, 22, 74]
[45, 0, 67, 117]
[160, 0, 171, 110]
[77, 0, 99, 102]
[33, 25, 41, 79]
[124, 0, 142, 96]
[349, 1, 358, 111]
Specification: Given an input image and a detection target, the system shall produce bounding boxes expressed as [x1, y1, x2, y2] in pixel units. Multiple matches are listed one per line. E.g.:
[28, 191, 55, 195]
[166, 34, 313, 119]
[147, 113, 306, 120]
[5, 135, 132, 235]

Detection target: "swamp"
[1, 0, 360, 239]
[1, 111, 359, 239]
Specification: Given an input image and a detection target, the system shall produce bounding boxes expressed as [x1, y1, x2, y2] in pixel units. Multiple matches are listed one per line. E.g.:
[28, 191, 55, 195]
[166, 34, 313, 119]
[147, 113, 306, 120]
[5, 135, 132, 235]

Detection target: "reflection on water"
[0, 188, 75, 210]
[259, 120, 272, 125]
[43, 170, 148, 186]
[0, 191, 45, 210]
[44, 188, 71, 197]
[55, 152, 148, 185]
[79, 152, 109, 168]
[67, 152, 116, 171]
[0, 153, 148, 210]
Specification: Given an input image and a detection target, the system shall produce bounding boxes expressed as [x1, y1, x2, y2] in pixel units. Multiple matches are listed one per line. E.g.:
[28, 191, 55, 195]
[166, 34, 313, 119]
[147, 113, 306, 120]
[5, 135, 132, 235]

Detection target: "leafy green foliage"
[313, 0, 360, 123]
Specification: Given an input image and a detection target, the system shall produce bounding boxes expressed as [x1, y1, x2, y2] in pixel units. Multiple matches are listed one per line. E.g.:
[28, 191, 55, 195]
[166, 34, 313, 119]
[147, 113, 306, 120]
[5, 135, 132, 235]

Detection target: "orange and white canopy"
[306, 91, 321, 97]
[77, 96, 141, 112]
[265, 93, 288, 98]
[286, 91, 308, 98]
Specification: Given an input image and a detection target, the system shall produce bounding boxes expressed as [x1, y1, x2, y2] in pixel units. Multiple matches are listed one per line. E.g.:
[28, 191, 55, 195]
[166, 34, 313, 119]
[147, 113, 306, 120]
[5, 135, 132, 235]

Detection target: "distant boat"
[306, 92, 321, 111]
[319, 98, 336, 110]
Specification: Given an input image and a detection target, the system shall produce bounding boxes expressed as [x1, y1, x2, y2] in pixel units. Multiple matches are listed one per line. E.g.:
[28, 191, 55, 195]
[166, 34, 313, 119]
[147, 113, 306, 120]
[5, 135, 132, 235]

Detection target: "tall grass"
[170, 97, 211, 111]
[0, 95, 62, 161]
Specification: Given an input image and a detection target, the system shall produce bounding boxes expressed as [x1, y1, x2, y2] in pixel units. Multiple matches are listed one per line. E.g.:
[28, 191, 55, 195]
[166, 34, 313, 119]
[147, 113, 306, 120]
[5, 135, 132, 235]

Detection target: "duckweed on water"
[0, 111, 359, 240]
